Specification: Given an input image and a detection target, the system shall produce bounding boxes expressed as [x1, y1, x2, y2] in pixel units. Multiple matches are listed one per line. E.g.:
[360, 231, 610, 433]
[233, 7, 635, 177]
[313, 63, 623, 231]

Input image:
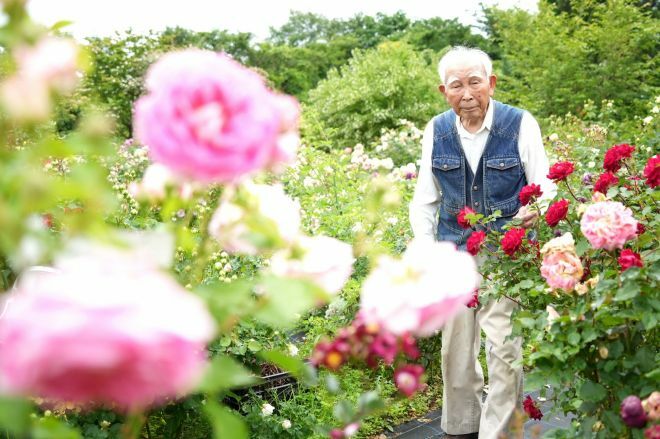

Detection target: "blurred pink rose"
[360, 240, 479, 337]
[208, 182, 300, 255]
[134, 49, 299, 182]
[0, 244, 215, 411]
[580, 201, 638, 251]
[540, 233, 583, 292]
[269, 235, 354, 294]
[15, 37, 80, 94]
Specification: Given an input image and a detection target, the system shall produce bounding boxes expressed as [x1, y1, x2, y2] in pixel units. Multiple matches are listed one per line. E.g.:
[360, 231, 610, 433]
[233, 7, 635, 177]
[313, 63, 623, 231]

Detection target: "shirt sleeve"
[409, 120, 441, 241]
[518, 112, 557, 209]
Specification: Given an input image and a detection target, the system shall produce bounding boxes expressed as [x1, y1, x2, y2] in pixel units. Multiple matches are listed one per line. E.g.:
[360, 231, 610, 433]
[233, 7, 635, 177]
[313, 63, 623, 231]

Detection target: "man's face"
[439, 62, 496, 125]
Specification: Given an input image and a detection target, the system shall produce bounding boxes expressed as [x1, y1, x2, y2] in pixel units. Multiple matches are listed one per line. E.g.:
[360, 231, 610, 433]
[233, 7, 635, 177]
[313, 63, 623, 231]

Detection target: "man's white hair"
[437, 46, 493, 84]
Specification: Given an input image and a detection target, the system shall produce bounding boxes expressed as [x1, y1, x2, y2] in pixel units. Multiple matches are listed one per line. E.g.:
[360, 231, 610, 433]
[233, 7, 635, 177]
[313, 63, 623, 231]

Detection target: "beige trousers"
[440, 297, 523, 439]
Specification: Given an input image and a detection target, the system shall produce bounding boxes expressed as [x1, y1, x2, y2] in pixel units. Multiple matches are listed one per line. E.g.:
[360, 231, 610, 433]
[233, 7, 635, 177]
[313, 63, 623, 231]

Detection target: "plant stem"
[120, 412, 145, 439]
[563, 180, 580, 203]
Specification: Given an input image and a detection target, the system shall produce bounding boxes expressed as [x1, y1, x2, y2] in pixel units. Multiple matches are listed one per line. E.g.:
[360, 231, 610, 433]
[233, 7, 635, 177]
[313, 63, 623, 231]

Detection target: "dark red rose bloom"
[523, 395, 543, 420]
[466, 231, 486, 256]
[501, 228, 526, 257]
[457, 206, 476, 229]
[620, 395, 647, 428]
[603, 143, 635, 172]
[637, 222, 646, 236]
[545, 199, 569, 227]
[645, 425, 660, 439]
[519, 184, 543, 206]
[466, 289, 479, 309]
[399, 333, 420, 360]
[547, 161, 575, 181]
[593, 172, 619, 194]
[643, 155, 660, 188]
[618, 249, 643, 271]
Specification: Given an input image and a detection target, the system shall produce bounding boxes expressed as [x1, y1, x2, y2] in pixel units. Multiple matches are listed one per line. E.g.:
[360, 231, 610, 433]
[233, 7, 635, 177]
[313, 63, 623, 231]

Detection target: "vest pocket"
[485, 157, 520, 171]
[432, 157, 461, 172]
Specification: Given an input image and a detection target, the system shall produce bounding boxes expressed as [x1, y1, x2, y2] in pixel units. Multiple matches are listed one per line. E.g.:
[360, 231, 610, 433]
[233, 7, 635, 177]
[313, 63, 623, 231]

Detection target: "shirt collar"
[455, 98, 494, 137]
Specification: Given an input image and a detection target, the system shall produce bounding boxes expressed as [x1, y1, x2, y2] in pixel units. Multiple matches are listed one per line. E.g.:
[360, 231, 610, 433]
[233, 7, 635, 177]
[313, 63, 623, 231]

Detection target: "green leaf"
[517, 279, 534, 289]
[247, 340, 262, 352]
[50, 20, 74, 31]
[568, 331, 581, 346]
[204, 401, 247, 439]
[614, 281, 640, 301]
[333, 400, 355, 424]
[575, 238, 590, 256]
[578, 380, 606, 402]
[253, 276, 327, 328]
[195, 281, 253, 329]
[198, 354, 259, 393]
[31, 418, 82, 439]
[0, 396, 31, 435]
[259, 350, 304, 377]
[357, 391, 385, 414]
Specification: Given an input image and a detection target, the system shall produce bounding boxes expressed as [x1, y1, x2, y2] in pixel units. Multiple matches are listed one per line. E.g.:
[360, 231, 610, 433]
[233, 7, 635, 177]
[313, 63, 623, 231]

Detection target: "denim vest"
[432, 100, 527, 247]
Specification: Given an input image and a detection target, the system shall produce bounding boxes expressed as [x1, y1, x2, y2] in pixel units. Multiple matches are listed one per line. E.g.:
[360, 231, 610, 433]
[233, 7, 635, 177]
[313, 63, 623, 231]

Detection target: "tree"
[304, 42, 444, 150]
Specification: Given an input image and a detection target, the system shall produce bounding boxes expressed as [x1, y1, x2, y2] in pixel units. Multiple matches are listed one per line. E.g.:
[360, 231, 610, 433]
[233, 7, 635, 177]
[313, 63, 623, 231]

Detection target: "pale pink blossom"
[269, 235, 354, 294]
[545, 305, 560, 328]
[580, 201, 638, 251]
[0, 76, 50, 121]
[128, 163, 196, 201]
[16, 37, 80, 94]
[540, 233, 584, 292]
[360, 240, 479, 337]
[134, 49, 299, 182]
[0, 243, 215, 411]
[208, 183, 300, 255]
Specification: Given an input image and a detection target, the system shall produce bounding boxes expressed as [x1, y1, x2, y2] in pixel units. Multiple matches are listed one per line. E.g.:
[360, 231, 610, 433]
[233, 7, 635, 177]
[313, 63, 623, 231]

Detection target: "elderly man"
[409, 47, 555, 438]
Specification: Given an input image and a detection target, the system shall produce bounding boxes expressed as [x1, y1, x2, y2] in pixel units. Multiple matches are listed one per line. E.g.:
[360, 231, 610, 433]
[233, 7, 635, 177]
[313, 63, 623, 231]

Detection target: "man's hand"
[514, 205, 539, 229]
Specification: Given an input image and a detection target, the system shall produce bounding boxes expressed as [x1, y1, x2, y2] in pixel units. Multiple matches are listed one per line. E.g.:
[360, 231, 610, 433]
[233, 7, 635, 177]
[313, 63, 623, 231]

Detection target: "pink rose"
[540, 233, 584, 292]
[15, 37, 80, 94]
[580, 201, 638, 251]
[269, 235, 355, 294]
[134, 50, 299, 182]
[360, 240, 479, 337]
[0, 244, 215, 410]
[541, 251, 584, 291]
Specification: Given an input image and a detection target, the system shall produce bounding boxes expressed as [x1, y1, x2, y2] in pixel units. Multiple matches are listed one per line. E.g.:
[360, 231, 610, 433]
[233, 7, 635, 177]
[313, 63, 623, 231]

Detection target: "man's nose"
[461, 89, 474, 100]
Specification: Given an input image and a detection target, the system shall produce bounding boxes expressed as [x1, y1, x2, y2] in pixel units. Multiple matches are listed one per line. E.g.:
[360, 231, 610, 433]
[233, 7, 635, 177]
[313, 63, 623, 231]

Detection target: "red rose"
[466, 230, 486, 256]
[643, 155, 660, 188]
[501, 228, 526, 257]
[519, 184, 543, 206]
[523, 395, 543, 420]
[545, 199, 569, 227]
[547, 161, 574, 181]
[618, 249, 643, 271]
[457, 206, 476, 229]
[593, 172, 619, 194]
[466, 289, 479, 308]
[603, 143, 635, 172]
[637, 222, 646, 236]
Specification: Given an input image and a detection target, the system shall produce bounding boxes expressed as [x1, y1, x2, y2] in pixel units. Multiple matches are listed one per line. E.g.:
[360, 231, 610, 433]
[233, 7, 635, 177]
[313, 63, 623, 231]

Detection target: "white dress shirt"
[409, 99, 557, 241]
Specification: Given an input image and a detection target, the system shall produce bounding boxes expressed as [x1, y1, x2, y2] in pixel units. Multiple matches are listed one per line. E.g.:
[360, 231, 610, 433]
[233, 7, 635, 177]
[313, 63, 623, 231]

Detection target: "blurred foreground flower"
[621, 395, 648, 428]
[134, 49, 299, 182]
[360, 239, 479, 336]
[270, 235, 354, 294]
[208, 182, 301, 255]
[0, 242, 215, 411]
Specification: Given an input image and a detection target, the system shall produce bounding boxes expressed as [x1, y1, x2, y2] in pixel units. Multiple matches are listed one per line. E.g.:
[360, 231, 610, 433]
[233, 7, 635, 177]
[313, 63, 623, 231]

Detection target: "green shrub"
[304, 41, 444, 150]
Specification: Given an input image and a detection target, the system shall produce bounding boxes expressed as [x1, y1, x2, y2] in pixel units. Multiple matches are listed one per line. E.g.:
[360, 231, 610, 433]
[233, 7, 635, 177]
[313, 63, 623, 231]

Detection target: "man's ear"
[488, 75, 497, 97]
[438, 84, 446, 95]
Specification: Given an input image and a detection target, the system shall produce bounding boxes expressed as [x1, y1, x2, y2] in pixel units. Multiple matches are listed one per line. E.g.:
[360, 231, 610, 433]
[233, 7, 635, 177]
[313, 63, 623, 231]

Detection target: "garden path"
[384, 389, 573, 439]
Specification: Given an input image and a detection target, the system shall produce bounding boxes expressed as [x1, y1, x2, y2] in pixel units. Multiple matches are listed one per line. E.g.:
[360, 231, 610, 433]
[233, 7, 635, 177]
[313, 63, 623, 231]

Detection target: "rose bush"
[466, 117, 659, 437]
